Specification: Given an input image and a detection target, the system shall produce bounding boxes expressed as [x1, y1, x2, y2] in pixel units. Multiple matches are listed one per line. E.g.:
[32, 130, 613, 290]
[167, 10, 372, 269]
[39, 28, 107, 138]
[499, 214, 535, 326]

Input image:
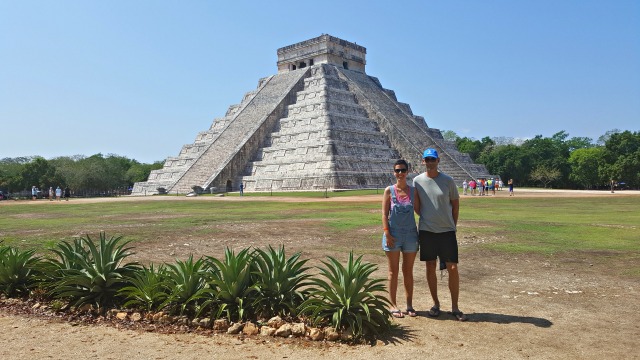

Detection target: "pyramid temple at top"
[131, 34, 489, 195]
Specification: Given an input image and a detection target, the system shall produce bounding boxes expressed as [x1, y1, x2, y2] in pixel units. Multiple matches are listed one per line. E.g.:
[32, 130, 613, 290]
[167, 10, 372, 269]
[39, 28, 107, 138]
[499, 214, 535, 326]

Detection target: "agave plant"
[251, 245, 311, 319]
[298, 251, 392, 338]
[0, 246, 43, 297]
[203, 247, 255, 321]
[39, 238, 91, 290]
[161, 255, 209, 316]
[50, 233, 140, 312]
[118, 263, 170, 312]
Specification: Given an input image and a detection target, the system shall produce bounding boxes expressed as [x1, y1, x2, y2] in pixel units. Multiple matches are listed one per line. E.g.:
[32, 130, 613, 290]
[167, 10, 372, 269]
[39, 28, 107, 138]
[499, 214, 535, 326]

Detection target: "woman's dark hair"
[394, 159, 409, 169]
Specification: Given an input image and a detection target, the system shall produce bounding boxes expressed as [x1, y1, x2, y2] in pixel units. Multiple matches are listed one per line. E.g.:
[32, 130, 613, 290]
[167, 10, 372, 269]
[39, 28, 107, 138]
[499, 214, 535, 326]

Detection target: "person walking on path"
[55, 186, 62, 201]
[382, 159, 420, 318]
[64, 186, 70, 201]
[48, 187, 54, 201]
[413, 148, 467, 321]
[32, 186, 37, 200]
[508, 179, 514, 196]
[462, 179, 468, 195]
[239, 183, 244, 196]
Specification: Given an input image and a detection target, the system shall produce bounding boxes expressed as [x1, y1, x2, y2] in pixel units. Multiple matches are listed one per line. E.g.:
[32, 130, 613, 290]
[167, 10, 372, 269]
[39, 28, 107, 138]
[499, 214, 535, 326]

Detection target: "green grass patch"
[461, 196, 639, 255]
[1, 196, 638, 275]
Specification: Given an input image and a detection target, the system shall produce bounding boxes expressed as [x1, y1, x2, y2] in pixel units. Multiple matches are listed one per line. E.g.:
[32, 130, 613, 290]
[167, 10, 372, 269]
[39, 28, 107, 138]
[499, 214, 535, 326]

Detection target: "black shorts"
[419, 230, 458, 263]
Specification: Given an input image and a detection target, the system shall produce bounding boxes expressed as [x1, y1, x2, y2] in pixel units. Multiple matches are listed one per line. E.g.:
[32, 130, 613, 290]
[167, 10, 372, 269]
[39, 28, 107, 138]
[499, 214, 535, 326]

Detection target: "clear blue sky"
[1, 1, 638, 163]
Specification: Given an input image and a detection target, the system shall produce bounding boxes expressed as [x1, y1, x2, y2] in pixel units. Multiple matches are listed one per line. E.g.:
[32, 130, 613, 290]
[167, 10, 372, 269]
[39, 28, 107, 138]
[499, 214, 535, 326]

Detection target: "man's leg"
[426, 260, 439, 308]
[447, 262, 460, 311]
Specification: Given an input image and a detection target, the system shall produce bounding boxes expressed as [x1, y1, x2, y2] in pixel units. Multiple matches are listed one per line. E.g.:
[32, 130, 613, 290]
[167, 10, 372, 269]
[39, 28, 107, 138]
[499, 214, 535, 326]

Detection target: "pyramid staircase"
[132, 36, 489, 195]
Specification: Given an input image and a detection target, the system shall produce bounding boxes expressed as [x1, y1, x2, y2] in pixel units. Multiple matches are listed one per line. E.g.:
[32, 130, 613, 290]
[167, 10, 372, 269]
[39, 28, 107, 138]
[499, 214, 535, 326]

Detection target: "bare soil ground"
[1, 189, 639, 360]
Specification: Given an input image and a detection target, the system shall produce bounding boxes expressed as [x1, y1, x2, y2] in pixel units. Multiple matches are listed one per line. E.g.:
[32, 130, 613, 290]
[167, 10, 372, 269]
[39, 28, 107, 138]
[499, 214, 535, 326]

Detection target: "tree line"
[0, 154, 163, 195]
[445, 129, 639, 189]
[1, 129, 638, 194]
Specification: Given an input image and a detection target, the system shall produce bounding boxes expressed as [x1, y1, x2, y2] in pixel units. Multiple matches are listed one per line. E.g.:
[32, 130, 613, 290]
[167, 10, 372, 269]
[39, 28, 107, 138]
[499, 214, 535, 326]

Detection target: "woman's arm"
[381, 187, 395, 247]
[413, 186, 420, 215]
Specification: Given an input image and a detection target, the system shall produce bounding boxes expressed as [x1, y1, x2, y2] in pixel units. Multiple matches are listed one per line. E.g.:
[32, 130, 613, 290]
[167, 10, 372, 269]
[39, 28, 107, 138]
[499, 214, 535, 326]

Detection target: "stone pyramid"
[132, 35, 489, 195]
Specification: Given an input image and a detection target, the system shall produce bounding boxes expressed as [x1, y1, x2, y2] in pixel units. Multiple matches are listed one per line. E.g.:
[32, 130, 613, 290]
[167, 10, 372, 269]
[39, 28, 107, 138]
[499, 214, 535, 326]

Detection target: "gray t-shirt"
[413, 172, 460, 233]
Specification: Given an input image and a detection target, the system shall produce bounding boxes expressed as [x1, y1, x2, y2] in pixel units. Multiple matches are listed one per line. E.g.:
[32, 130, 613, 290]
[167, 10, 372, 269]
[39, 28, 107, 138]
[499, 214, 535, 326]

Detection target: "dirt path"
[1, 190, 639, 359]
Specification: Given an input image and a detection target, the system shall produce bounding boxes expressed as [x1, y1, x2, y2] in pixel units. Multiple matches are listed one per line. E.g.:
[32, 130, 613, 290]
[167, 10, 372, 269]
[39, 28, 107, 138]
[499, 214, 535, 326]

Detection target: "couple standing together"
[381, 148, 467, 321]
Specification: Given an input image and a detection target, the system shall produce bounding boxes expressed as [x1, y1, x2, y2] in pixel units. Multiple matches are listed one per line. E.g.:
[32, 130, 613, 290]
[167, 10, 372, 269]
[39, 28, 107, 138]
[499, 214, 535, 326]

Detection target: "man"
[413, 148, 467, 321]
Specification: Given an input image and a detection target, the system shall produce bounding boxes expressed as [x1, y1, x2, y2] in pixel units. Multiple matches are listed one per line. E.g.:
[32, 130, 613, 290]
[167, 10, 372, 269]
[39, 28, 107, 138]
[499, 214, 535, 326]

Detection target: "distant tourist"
[462, 179, 468, 195]
[49, 187, 54, 201]
[469, 179, 476, 196]
[240, 183, 244, 196]
[64, 186, 70, 201]
[32, 186, 37, 200]
[382, 159, 419, 318]
[55, 186, 62, 201]
[413, 148, 467, 321]
[508, 179, 514, 196]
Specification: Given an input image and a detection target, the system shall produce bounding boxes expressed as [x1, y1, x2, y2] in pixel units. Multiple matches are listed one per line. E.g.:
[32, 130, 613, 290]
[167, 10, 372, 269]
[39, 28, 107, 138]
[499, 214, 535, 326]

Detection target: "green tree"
[520, 132, 570, 187]
[603, 131, 640, 188]
[19, 157, 63, 190]
[125, 161, 164, 184]
[456, 136, 495, 162]
[596, 129, 621, 146]
[0, 157, 31, 191]
[478, 144, 530, 184]
[441, 130, 458, 142]
[530, 165, 561, 188]
[568, 147, 606, 189]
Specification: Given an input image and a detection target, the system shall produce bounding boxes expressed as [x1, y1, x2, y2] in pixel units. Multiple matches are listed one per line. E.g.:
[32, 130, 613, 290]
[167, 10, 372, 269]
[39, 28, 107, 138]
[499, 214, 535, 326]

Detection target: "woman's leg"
[385, 251, 401, 310]
[401, 251, 417, 309]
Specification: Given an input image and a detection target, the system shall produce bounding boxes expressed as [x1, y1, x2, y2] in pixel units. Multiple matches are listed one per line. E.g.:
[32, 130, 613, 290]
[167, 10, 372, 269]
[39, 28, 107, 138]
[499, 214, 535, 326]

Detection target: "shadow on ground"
[466, 312, 553, 327]
[377, 324, 418, 345]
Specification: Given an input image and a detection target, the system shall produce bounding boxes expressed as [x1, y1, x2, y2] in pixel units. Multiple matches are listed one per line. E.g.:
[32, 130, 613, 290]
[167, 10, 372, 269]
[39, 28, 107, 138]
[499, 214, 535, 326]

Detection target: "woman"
[508, 178, 514, 196]
[382, 159, 420, 318]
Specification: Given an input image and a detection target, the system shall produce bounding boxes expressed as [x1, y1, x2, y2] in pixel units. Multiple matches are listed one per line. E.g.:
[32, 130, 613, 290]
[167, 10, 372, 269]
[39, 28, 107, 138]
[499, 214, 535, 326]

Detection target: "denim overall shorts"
[382, 185, 419, 252]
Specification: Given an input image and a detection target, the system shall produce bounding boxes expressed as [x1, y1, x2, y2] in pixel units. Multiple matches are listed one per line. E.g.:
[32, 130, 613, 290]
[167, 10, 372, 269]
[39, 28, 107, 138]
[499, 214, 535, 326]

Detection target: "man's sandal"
[390, 309, 405, 318]
[427, 306, 440, 317]
[450, 310, 468, 321]
[405, 308, 417, 317]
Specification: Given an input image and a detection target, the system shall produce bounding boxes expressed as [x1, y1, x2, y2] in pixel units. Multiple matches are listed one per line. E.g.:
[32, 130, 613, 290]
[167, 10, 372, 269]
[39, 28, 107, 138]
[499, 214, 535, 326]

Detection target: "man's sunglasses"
[394, 168, 408, 173]
[424, 157, 438, 163]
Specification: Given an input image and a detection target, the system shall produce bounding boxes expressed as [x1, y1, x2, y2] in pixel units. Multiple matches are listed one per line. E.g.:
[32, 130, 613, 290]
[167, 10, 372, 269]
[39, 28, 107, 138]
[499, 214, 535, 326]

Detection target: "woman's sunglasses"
[394, 168, 408, 173]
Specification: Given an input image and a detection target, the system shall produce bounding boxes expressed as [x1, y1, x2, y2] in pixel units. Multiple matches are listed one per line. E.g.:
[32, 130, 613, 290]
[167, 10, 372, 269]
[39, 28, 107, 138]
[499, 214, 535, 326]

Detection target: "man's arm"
[451, 198, 459, 226]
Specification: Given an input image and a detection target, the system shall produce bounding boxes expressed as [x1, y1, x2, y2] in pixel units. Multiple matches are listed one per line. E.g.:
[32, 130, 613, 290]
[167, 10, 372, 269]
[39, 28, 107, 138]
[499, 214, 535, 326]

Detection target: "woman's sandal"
[390, 309, 405, 318]
[406, 308, 417, 317]
[450, 310, 468, 321]
[427, 306, 440, 317]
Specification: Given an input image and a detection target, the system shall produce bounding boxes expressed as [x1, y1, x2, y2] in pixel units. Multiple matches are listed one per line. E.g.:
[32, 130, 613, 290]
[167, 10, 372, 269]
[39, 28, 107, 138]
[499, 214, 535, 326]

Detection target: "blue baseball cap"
[423, 148, 439, 159]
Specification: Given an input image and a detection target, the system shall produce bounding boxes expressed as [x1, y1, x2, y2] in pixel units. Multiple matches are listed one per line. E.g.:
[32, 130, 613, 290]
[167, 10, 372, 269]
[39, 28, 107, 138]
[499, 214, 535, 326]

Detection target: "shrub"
[162, 255, 209, 316]
[50, 233, 141, 313]
[0, 246, 43, 297]
[118, 264, 170, 312]
[298, 251, 392, 338]
[251, 245, 311, 319]
[204, 248, 255, 321]
[40, 238, 91, 290]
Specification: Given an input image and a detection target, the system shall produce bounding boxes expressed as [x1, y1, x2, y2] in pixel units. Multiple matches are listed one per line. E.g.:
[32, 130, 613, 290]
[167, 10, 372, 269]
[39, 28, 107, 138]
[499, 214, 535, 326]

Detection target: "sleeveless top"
[388, 185, 417, 233]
